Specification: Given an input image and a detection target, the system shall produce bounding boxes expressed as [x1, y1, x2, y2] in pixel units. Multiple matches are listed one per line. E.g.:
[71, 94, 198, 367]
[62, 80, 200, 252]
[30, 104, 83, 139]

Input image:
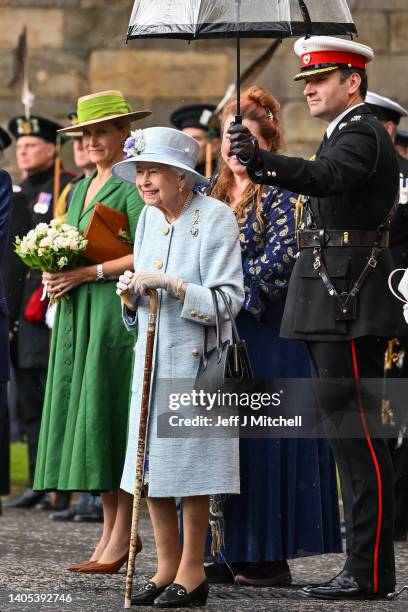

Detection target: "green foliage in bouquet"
[15, 219, 88, 272]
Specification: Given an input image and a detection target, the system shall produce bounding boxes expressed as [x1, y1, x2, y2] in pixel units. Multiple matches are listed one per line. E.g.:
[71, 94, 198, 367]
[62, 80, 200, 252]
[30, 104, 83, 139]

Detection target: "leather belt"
[299, 229, 389, 249]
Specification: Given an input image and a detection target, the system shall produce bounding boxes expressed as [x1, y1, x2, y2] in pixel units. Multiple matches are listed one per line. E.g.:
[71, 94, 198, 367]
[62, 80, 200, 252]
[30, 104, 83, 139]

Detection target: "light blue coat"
[120, 193, 244, 497]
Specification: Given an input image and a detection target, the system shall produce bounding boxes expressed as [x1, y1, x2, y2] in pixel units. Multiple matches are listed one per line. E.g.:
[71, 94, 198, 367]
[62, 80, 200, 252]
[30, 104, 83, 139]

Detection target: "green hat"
[58, 90, 151, 133]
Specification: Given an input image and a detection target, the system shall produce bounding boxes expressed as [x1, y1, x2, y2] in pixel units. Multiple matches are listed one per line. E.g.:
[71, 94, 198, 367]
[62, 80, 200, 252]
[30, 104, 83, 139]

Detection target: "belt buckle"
[342, 231, 349, 246]
[313, 257, 321, 270]
[368, 257, 377, 268]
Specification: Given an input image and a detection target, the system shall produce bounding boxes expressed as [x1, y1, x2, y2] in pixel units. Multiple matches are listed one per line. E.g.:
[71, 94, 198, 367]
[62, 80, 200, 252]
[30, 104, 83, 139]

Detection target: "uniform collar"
[22, 164, 54, 187]
[326, 103, 365, 139]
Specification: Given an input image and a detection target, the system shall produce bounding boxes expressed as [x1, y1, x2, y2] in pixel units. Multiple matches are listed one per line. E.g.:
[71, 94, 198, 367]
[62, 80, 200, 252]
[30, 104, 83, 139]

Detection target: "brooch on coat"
[190, 208, 200, 237]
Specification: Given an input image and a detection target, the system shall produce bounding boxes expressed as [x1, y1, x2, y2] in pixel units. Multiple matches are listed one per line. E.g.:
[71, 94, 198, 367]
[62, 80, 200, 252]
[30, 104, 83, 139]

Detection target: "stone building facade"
[0, 0, 407, 177]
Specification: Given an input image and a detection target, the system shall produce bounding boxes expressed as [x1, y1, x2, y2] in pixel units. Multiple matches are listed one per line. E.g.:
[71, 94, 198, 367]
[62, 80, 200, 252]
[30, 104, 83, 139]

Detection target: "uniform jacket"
[0, 168, 12, 382]
[120, 194, 244, 497]
[17, 166, 74, 369]
[249, 104, 404, 341]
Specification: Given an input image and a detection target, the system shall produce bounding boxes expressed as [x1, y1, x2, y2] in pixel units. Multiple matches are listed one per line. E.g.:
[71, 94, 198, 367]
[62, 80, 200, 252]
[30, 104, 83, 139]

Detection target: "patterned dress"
[204, 183, 342, 562]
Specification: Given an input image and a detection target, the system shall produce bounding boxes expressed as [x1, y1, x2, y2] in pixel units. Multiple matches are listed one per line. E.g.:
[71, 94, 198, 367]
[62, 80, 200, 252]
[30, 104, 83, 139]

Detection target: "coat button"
[163, 227, 170, 236]
[198, 313, 205, 319]
[192, 348, 200, 357]
[190, 310, 197, 317]
[271, 171, 277, 177]
[154, 259, 163, 269]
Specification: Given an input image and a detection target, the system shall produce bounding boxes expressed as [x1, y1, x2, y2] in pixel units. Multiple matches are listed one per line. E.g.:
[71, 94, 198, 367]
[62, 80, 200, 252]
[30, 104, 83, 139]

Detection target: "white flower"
[39, 237, 52, 248]
[57, 256, 68, 268]
[123, 129, 145, 158]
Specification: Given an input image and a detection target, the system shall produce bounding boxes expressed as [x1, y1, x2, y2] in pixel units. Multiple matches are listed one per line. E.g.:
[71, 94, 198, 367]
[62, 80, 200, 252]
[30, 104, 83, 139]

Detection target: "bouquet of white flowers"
[15, 219, 88, 271]
[15, 219, 88, 301]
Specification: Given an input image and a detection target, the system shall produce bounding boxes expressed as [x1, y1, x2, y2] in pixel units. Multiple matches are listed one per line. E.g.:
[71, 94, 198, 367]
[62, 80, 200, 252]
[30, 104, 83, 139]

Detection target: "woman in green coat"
[33, 91, 151, 572]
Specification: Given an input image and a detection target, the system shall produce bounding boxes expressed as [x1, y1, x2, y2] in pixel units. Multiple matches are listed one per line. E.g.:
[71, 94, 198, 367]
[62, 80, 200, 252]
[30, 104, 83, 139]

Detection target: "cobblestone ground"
[1, 500, 408, 612]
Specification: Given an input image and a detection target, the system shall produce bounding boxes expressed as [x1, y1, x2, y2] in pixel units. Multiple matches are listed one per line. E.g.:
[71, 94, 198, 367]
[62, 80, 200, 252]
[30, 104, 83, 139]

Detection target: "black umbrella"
[127, 0, 357, 122]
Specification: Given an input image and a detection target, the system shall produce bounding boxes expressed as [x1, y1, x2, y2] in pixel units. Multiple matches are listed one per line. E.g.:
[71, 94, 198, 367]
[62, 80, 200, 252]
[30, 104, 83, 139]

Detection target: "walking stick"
[123, 288, 159, 609]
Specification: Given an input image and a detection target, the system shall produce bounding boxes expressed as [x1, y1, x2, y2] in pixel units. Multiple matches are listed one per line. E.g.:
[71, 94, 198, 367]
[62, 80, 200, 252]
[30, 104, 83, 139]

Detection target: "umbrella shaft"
[235, 0, 241, 123]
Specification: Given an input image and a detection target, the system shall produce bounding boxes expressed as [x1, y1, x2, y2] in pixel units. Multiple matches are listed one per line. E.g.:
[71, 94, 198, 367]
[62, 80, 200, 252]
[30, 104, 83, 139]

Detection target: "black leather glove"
[227, 123, 263, 170]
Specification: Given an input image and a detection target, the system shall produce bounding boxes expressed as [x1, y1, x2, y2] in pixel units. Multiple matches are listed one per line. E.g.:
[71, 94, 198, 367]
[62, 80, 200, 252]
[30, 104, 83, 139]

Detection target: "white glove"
[116, 270, 139, 309]
[132, 272, 185, 299]
[404, 303, 408, 325]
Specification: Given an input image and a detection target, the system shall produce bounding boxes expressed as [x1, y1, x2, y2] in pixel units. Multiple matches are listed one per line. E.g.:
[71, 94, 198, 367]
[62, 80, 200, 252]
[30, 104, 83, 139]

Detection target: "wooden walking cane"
[123, 288, 159, 609]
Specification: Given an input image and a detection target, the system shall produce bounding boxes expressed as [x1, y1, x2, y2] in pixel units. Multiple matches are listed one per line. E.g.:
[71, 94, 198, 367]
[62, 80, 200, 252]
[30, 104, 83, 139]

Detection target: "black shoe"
[302, 569, 382, 600]
[35, 493, 53, 510]
[205, 563, 234, 584]
[234, 561, 292, 587]
[73, 509, 103, 522]
[49, 507, 77, 522]
[153, 580, 209, 608]
[3, 489, 45, 509]
[131, 581, 170, 606]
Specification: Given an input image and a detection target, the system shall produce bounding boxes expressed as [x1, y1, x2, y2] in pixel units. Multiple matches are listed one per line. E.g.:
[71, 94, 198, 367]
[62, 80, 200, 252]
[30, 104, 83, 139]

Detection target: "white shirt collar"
[326, 103, 365, 139]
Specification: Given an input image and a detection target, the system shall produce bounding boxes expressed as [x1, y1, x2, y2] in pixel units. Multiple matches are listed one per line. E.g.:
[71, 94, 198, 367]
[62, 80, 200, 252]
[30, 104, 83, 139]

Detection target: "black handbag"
[194, 288, 253, 393]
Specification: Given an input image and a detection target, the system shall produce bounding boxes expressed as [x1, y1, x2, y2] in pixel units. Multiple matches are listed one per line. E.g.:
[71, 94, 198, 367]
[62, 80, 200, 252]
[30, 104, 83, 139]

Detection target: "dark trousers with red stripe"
[308, 337, 395, 595]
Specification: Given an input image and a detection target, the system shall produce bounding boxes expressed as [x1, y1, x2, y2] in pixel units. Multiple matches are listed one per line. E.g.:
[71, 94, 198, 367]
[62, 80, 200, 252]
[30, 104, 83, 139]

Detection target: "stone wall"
[0, 0, 407, 177]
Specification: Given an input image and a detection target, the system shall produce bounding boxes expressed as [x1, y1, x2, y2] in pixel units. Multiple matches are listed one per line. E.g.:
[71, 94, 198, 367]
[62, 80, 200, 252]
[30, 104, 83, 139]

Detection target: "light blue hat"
[112, 127, 206, 185]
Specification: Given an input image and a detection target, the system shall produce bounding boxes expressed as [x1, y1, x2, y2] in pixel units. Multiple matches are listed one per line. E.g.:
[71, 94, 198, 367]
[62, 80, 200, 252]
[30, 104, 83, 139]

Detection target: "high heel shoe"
[153, 579, 209, 608]
[77, 534, 142, 574]
[67, 560, 99, 572]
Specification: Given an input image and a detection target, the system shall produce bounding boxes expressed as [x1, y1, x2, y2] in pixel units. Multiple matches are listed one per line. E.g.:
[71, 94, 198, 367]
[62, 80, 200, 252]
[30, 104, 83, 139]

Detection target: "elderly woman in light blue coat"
[114, 127, 244, 608]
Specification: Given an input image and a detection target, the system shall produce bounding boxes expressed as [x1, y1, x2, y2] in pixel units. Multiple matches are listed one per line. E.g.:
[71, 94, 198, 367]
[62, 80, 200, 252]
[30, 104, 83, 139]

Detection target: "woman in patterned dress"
[203, 87, 342, 585]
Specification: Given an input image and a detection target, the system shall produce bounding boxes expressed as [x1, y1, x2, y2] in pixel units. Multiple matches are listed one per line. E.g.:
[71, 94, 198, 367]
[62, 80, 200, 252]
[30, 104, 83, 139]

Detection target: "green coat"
[34, 174, 144, 491]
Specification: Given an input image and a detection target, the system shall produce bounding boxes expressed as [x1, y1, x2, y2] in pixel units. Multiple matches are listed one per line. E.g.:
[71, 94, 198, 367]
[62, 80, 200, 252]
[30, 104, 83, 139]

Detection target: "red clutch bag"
[83, 203, 133, 264]
[25, 284, 49, 324]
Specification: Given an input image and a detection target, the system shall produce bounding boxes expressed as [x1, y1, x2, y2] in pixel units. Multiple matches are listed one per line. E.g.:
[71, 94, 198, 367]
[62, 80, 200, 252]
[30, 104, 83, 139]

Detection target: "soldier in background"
[365, 92, 408, 543]
[170, 103, 220, 176]
[4, 116, 75, 509]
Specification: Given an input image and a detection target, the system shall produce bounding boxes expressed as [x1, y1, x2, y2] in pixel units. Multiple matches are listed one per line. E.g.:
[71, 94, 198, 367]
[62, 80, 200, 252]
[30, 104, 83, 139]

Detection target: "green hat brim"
[58, 110, 151, 134]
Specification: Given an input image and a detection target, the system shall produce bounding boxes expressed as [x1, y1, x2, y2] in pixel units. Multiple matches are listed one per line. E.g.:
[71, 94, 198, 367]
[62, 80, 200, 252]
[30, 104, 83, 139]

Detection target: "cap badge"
[351, 115, 362, 122]
[17, 117, 39, 136]
[303, 54, 311, 65]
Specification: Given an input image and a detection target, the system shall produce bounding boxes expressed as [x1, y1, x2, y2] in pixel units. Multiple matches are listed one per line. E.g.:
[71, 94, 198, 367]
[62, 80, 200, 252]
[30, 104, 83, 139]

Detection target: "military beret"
[8, 115, 63, 143]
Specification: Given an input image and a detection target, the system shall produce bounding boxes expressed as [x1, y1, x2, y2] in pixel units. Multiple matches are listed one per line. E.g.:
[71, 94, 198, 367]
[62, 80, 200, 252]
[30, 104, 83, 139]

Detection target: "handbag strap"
[213, 287, 242, 344]
[203, 288, 222, 360]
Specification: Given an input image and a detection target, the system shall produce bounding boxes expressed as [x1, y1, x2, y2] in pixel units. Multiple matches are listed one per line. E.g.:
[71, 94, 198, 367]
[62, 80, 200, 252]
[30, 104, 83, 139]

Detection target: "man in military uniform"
[170, 103, 220, 176]
[0, 162, 12, 515]
[4, 115, 75, 509]
[365, 92, 408, 543]
[228, 37, 404, 600]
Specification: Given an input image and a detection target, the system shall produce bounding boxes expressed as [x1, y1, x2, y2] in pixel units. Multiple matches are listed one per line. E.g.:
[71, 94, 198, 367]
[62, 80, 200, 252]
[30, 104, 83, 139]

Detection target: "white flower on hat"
[123, 129, 145, 159]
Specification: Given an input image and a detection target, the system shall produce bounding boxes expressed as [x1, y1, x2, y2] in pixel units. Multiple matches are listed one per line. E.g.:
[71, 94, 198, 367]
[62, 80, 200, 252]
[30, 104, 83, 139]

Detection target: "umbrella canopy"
[127, 0, 357, 41]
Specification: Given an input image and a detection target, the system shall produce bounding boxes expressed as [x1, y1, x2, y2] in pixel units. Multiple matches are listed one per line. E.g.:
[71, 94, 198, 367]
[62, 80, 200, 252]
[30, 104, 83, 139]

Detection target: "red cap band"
[301, 50, 367, 70]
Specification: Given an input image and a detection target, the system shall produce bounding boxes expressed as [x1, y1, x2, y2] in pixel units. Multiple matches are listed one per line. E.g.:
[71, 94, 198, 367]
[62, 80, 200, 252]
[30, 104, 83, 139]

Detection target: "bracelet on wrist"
[96, 263, 106, 282]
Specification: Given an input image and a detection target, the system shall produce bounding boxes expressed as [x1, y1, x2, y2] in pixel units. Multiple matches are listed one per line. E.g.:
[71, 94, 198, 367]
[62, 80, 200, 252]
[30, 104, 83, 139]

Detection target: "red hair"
[210, 86, 285, 228]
